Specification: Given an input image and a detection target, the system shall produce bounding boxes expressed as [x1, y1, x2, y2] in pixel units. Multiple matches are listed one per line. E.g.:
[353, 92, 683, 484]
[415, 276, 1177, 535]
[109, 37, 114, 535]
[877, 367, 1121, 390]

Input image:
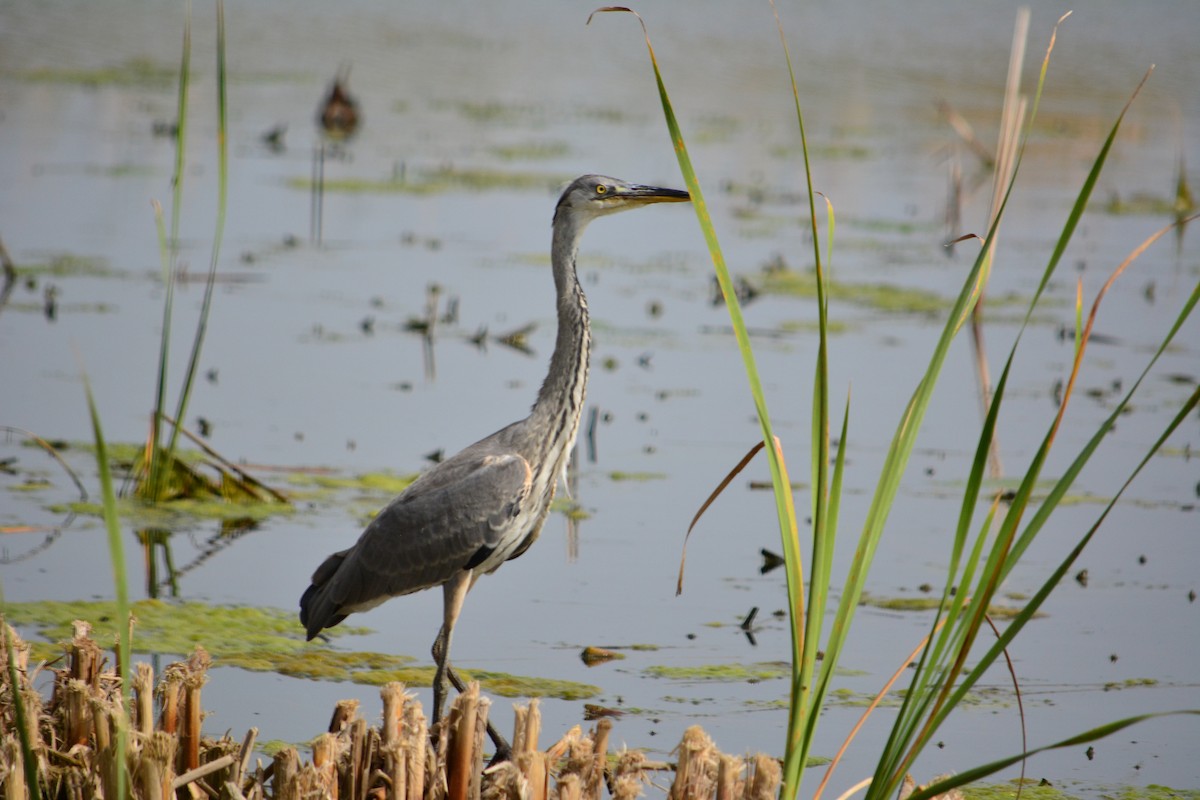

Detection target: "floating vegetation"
[1, 600, 357, 665]
[12, 57, 177, 87]
[1101, 191, 1184, 216]
[607, 471, 667, 483]
[287, 164, 573, 195]
[286, 470, 418, 495]
[644, 662, 790, 682]
[757, 266, 948, 315]
[488, 140, 570, 161]
[858, 593, 1038, 620]
[2, 601, 597, 700]
[11, 254, 119, 279]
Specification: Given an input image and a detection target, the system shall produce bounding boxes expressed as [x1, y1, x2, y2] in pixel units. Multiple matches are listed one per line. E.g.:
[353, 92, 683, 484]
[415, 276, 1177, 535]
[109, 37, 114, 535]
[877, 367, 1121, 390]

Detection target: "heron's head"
[554, 174, 689, 228]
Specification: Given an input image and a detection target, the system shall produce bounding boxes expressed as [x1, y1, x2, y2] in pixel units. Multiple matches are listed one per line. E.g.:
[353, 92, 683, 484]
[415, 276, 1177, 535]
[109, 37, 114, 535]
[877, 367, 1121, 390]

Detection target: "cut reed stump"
[0, 621, 781, 800]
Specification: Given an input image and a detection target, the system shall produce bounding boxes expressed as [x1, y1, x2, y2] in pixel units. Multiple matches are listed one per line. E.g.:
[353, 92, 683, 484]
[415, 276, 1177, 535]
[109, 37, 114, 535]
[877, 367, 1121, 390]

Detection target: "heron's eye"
[595, 184, 608, 195]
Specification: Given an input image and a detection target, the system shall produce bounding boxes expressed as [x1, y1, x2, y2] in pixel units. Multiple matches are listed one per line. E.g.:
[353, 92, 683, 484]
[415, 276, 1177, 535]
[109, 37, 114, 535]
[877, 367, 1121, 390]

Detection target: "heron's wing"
[305, 452, 533, 628]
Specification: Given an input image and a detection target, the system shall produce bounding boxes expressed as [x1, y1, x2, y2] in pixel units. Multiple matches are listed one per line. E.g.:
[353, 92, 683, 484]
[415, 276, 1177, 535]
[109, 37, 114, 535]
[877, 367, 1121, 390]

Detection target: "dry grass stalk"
[273, 747, 301, 799]
[329, 698, 361, 734]
[68, 621, 101, 687]
[583, 719, 612, 800]
[312, 732, 342, 799]
[610, 748, 648, 800]
[3, 736, 28, 800]
[402, 700, 428, 800]
[557, 773, 582, 800]
[133, 730, 177, 800]
[446, 682, 486, 800]
[133, 662, 155, 736]
[3, 622, 787, 800]
[179, 647, 212, 774]
[158, 660, 184, 736]
[714, 755, 740, 800]
[668, 726, 718, 800]
[380, 683, 408, 747]
[741, 755, 779, 800]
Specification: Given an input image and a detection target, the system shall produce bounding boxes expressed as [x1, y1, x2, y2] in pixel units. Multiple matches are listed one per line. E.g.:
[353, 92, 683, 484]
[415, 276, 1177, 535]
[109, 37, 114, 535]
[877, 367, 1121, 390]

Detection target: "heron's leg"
[432, 570, 472, 726]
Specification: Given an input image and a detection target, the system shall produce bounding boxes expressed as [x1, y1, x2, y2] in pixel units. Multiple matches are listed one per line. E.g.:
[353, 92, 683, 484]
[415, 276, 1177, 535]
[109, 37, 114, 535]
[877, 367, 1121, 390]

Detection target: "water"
[2, 0, 1198, 795]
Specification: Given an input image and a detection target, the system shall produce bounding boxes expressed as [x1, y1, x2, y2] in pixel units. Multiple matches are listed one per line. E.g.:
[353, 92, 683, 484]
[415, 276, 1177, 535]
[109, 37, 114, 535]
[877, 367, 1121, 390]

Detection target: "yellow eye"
[595, 184, 608, 195]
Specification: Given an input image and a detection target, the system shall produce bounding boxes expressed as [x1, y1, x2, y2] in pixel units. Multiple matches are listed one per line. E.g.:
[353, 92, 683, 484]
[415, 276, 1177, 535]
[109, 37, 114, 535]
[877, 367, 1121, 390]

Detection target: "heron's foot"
[487, 741, 513, 769]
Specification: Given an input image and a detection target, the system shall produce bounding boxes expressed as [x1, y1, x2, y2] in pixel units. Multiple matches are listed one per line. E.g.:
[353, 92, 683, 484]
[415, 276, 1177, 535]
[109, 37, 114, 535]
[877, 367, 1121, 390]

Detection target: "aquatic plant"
[132, 1, 269, 507]
[594, 6, 1199, 800]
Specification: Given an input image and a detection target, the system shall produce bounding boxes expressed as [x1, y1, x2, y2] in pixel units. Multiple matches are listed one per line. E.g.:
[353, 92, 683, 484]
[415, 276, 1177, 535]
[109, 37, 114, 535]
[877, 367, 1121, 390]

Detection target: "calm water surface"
[1, 1, 1198, 795]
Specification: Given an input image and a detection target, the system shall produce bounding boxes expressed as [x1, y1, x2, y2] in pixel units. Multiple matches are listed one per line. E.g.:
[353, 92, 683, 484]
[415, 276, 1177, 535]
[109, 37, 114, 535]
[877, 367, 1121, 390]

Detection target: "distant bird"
[317, 64, 360, 143]
[300, 176, 689, 735]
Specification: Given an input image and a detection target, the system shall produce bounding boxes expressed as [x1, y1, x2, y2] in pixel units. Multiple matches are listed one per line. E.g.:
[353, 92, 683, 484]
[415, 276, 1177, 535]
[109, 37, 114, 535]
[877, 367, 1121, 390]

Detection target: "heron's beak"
[617, 184, 691, 204]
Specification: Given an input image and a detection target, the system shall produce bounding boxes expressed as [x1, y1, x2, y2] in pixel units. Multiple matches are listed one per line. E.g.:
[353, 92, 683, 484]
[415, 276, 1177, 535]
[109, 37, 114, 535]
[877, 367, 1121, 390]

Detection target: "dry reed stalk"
[3, 736, 27, 800]
[135, 730, 178, 800]
[312, 732, 341, 799]
[345, 717, 371, 800]
[134, 661, 155, 736]
[610, 749, 648, 800]
[232, 726, 258, 790]
[495, 699, 547, 800]
[294, 764, 328, 800]
[63, 679, 92, 749]
[158, 663, 184, 735]
[69, 621, 101, 688]
[380, 683, 409, 746]
[715, 755, 740, 800]
[180, 647, 212, 774]
[273, 747, 300, 800]
[89, 692, 126, 800]
[557, 773, 582, 800]
[741, 755, 779, 800]
[583, 718, 612, 800]
[402, 701, 428, 800]
[445, 682, 486, 800]
[329, 698, 361, 734]
[668, 726, 718, 800]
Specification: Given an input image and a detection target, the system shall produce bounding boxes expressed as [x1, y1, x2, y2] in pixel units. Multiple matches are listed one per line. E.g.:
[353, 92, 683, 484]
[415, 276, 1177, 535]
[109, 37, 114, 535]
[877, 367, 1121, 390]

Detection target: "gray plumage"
[300, 175, 689, 730]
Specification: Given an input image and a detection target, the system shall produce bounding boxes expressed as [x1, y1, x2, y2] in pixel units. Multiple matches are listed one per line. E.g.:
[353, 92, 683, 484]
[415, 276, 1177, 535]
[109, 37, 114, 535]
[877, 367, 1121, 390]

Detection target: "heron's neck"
[530, 218, 591, 464]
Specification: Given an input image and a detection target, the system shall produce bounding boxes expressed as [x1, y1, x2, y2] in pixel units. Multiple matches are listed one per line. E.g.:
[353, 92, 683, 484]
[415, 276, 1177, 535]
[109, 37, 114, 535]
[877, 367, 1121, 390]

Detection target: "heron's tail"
[299, 549, 350, 639]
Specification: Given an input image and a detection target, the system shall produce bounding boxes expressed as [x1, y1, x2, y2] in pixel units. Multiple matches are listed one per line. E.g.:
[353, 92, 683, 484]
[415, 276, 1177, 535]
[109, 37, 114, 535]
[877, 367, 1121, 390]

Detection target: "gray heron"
[300, 175, 689, 741]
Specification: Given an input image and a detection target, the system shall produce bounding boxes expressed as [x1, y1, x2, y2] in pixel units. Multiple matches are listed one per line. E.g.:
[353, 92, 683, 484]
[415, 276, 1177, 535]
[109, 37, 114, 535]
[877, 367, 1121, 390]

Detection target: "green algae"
[959, 779, 1084, 799]
[489, 141, 570, 161]
[956, 779, 1200, 800]
[1, 599, 365, 664]
[287, 470, 418, 495]
[607, 471, 667, 482]
[759, 267, 948, 315]
[859, 593, 1037, 620]
[456, 670, 599, 701]
[13, 58, 176, 88]
[1101, 192, 1182, 216]
[288, 165, 573, 196]
[14, 254, 119, 279]
[1, 600, 599, 701]
[60, 495, 293, 525]
[644, 662, 789, 682]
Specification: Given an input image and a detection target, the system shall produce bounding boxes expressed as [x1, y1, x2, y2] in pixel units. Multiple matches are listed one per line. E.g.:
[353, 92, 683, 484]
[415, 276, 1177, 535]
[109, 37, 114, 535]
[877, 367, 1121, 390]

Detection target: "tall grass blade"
[83, 369, 132, 800]
[166, 0, 227, 465]
[147, 2, 193, 501]
[590, 8, 807, 793]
